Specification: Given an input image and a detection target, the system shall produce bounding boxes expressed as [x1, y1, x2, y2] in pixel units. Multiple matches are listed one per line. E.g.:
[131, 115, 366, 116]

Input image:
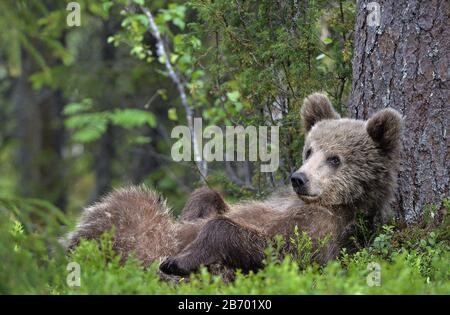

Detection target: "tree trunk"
[13, 51, 67, 210]
[92, 20, 117, 200]
[13, 55, 41, 198]
[348, 0, 449, 222]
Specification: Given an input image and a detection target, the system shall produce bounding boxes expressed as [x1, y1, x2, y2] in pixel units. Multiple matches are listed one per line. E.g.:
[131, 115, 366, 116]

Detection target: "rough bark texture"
[348, 0, 449, 221]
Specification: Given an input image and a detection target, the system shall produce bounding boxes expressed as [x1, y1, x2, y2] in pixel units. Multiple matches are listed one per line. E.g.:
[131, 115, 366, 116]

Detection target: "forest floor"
[0, 198, 449, 294]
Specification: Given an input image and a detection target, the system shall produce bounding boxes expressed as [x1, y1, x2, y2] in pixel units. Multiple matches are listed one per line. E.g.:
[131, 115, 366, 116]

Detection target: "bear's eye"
[327, 155, 341, 167]
[305, 148, 312, 160]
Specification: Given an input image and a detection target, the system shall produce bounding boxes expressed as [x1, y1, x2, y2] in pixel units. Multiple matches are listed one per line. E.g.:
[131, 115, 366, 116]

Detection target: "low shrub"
[0, 198, 448, 294]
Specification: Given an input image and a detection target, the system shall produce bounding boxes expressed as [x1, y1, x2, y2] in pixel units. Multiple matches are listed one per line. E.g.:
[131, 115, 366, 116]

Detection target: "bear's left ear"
[301, 92, 340, 133]
[366, 108, 403, 152]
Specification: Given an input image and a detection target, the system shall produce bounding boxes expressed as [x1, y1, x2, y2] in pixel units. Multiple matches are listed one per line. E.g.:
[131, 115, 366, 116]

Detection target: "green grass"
[0, 198, 449, 294]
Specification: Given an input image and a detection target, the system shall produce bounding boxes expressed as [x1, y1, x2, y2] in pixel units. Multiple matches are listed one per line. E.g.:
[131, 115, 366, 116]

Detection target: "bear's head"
[291, 93, 403, 212]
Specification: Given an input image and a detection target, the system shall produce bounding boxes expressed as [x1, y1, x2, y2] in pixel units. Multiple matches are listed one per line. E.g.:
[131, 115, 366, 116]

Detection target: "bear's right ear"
[301, 93, 340, 133]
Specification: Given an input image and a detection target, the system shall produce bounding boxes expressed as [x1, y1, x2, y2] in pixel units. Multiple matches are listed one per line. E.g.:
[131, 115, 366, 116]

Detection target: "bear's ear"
[366, 108, 403, 152]
[301, 93, 340, 133]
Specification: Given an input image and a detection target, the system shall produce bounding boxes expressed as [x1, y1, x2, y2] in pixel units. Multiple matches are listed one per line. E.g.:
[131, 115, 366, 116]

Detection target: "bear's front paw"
[159, 256, 196, 276]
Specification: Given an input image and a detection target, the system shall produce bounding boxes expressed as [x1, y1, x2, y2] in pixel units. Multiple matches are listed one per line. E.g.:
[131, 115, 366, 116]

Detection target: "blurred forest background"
[0, 0, 355, 217]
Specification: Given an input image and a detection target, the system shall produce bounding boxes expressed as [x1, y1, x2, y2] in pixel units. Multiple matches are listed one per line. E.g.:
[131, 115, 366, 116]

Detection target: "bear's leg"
[179, 187, 229, 221]
[160, 217, 267, 276]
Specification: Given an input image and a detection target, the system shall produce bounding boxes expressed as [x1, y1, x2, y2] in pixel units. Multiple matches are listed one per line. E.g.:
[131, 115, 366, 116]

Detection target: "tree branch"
[141, 6, 207, 182]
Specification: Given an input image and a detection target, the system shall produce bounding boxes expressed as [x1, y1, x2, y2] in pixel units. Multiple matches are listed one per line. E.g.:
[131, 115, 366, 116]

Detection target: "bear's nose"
[291, 172, 308, 190]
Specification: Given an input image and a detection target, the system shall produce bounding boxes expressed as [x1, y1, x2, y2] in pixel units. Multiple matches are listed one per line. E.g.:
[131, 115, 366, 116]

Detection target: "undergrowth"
[0, 197, 449, 294]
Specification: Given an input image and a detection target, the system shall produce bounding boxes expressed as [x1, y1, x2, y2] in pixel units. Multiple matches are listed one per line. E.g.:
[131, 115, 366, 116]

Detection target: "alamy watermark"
[366, 262, 381, 287]
[367, 2, 381, 27]
[171, 118, 279, 172]
[66, 262, 81, 287]
[66, 2, 81, 27]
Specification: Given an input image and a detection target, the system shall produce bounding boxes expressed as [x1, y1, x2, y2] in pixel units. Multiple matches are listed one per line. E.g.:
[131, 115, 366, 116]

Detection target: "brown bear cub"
[65, 93, 403, 277]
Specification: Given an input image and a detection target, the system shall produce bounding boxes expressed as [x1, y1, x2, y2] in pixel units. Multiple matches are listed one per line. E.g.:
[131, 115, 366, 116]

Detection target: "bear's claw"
[159, 256, 192, 276]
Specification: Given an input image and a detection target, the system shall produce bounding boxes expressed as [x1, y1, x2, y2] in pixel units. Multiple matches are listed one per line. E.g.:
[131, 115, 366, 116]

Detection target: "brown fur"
[301, 92, 340, 133]
[64, 186, 179, 266]
[65, 92, 403, 278]
[179, 187, 229, 221]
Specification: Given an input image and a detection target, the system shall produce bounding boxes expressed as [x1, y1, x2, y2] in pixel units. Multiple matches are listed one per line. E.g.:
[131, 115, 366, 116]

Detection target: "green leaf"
[226, 91, 240, 103]
[157, 89, 168, 101]
[63, 99, 93, 115]
[72, 123, 107, 143]
[134, 14, 149, 28]
[109, 109, 156, 128]
[168, 108, 178, 121]
[170, 53, 179, 64]
[189, 36, 202, 49]
[173, 17, 185, 30]
[65, 112, 109, 143]
[158, 55, 166, 64]
[234, 102, 243, 112]
[102, 1, 114, 13]
[64, 112, 107, 129]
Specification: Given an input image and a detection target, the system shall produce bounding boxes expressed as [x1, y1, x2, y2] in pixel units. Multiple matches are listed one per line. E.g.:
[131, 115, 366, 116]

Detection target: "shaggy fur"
[179, 187, 229, 221]
[65, 92, 403, 277]
[301, 93, 341, 133]
[64, 187, 179, 266]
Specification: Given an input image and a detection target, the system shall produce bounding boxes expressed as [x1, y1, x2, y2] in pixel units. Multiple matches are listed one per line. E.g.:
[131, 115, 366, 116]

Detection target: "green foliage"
[372, 225, 395, 258]
[65, 112, 109, 143]
[264, 226, 332, 270]
[64, 100, 156, 143]
[0, 199, 448, 295]
[109, 109, 156, 129]
[105, 0, 356, 189]
[289, 226, 332, 269]
[0, 195, 70, 232]
[0, 198, 68, 294]
[0, 0, 358, 213]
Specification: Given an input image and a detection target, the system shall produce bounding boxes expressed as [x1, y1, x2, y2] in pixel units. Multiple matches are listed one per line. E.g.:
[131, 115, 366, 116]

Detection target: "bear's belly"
[225, 204, 285, 232]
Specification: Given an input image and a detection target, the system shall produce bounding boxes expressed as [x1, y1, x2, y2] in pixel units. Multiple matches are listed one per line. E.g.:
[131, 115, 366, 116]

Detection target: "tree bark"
[141, 6, 208, 182]
[348, 0, 449, 221]
[92, 20, 117, 200]
[13, 50, 67, 210]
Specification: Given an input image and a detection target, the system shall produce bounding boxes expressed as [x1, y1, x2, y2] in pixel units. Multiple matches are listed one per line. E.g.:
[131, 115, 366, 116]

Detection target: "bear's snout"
[291, 172, 309, 195]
